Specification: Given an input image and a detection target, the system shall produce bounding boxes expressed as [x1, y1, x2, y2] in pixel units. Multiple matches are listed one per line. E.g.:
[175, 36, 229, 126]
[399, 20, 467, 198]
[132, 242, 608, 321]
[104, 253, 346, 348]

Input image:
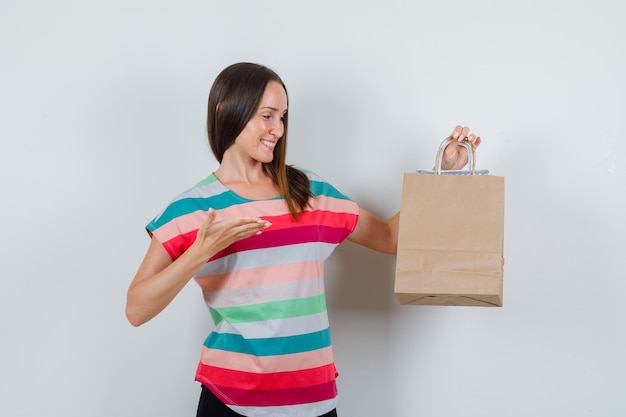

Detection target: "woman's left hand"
[441, 125, 481, 170]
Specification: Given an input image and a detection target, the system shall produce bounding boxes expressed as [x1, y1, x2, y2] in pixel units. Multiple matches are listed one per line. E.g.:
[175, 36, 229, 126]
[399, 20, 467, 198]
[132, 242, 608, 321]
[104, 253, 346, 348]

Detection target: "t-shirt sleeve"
[145, 197, 205, 261]
[305, 170, 360, 239]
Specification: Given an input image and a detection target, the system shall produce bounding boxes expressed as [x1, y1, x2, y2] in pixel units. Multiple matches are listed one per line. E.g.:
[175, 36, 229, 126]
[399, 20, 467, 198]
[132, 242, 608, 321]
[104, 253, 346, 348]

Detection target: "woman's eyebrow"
[259, 106, 288, 114]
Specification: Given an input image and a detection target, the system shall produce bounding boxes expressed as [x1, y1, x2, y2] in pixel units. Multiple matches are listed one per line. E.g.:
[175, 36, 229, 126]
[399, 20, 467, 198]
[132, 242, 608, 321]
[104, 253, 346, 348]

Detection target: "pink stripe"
[215, 199, 291, 218]
[308, 195, 358, 213]
[214, 196, 357, 220]
[199, 346, 334, 373]
[195, 260, 323, 291]
[152, 209, 206, 245]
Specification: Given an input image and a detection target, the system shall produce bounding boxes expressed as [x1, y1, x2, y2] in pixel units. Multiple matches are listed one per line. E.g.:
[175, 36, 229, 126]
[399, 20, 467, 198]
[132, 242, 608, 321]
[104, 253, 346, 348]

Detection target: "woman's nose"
[270, 119, 284, 138]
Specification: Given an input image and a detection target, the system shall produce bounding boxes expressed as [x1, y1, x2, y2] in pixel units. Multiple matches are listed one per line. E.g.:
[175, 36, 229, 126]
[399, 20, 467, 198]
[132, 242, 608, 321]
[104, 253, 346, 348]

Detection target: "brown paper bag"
[394, 138, 505, 307]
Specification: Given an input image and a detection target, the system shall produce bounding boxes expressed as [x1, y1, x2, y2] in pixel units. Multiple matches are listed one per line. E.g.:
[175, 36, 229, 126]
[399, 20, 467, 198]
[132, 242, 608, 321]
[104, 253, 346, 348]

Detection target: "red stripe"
[209, 225, 352, 261]
[161, 226, 348, 261]
[201, 380, 338, 407]
[162, 229, 197, 260]
[160, 212, 357, 261]
[196, 362, 337, 390]
[262, 211, 357, 231]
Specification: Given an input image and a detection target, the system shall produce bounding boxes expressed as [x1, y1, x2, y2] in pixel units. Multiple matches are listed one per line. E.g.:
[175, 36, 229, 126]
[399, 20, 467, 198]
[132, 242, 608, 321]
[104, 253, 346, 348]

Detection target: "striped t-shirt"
[146, 171, 359, 417]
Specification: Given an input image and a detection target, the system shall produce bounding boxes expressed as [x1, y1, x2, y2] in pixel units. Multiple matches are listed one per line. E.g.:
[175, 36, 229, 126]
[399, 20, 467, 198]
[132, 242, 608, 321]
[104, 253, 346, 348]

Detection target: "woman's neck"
[214, 162, 280, 200]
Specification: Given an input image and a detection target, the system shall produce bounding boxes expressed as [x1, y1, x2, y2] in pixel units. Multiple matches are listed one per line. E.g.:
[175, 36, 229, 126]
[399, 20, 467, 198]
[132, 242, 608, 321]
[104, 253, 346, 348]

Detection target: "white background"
[1, 1, 625, 416]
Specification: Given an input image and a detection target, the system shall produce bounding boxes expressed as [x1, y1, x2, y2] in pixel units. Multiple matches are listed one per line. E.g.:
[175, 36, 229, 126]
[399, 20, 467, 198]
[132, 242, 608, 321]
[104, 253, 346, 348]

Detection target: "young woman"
[126, 62, 481, 417]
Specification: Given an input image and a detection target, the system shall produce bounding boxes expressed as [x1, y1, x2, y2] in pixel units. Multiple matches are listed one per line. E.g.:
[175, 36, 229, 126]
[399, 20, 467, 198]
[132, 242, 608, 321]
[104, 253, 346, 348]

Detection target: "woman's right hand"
[190, 208, 271, 260]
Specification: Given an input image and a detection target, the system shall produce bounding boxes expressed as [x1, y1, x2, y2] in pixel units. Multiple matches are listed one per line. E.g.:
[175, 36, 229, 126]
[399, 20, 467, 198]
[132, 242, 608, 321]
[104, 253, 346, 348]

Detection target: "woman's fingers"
[442, 125, 482, 170]
[195, 211, 272, 253]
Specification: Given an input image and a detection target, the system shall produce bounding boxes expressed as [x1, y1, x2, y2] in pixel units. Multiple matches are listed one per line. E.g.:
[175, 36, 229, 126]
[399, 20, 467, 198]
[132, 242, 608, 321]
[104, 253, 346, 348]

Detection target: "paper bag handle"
[434, 137, 476, 175]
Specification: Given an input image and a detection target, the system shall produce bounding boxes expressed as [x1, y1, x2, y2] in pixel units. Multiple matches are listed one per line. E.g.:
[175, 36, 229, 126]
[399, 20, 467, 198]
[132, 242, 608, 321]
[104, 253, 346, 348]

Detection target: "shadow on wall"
[323, 233, 400, 417]
[325, 240, 397, 312]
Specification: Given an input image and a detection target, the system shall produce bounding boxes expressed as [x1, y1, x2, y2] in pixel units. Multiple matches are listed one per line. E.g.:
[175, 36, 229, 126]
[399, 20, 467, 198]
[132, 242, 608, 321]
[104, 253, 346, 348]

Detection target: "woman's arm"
[347, 208, 399, 255]
[125, 209, 271, 326]
[126, 237, 206, 326]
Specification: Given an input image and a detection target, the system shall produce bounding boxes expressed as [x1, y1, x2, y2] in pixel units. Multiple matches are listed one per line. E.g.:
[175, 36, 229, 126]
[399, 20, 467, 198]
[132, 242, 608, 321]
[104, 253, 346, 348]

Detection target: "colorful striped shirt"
[146, 171, 359, 417]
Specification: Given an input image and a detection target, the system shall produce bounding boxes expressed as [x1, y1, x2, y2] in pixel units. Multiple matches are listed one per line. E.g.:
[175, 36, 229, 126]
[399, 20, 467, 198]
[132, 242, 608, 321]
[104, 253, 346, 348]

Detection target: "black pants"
[196, 384, 338, 417]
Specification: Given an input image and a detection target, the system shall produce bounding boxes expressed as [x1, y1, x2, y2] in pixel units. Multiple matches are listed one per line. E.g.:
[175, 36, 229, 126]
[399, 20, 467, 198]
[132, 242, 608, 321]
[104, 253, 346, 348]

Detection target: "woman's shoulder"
[148, 173, 224, 226]
[294, 168, 354, 201]
[167, 173, 226, 202]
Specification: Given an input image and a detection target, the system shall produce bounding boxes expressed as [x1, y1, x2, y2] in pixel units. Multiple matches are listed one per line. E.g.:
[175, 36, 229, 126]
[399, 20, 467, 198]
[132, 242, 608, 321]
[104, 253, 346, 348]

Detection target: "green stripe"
[189, 174, 219, 189]
[209, 294, 327, 325]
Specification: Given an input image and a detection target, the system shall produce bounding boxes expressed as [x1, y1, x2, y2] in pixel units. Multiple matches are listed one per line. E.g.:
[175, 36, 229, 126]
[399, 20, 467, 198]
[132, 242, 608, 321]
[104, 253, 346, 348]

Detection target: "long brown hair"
[206, 63, 311, 218]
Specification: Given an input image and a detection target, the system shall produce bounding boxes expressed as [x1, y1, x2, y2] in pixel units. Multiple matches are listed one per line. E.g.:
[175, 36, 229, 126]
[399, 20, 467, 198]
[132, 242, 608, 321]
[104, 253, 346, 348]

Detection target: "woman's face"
[231, 81, 288, 164]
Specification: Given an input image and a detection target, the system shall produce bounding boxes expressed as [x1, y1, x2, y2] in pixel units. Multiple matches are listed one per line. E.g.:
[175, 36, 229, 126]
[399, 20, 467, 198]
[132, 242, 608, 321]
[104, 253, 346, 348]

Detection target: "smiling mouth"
[261, 139, 276, 150]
